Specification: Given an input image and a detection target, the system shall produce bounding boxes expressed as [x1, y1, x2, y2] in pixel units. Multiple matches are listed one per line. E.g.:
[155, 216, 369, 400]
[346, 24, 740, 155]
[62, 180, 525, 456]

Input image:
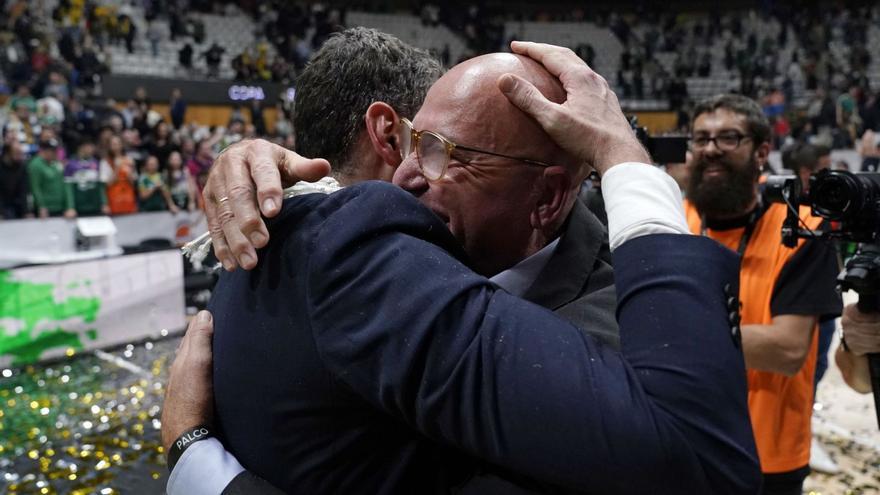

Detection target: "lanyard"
[700, 202, 764, 257]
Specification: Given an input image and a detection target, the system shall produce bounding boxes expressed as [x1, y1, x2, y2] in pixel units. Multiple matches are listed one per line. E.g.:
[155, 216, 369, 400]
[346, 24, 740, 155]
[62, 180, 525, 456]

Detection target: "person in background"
[0, 141, 30, 219]
[7, 84, 37, 115]
[220, 119, 244, 150]
[101, 135, 138, 215]
[202, 42, 225, 79]
[166, 150, 196, 211]
[179, 43, 194, 73]
[38, 128, 67, 163]
[28, 139, 74, 218]
[147, 120, 177, 168]
[249, 99, 265, 135]
[685, 95, 842, 494]
[781, 142, 841, 475]
[7, 100, 40, 146]
[859, 129, 880, 172]
[782, 143, 831, 194]
[170, 88, 187, 129]
[146, 21, 162, 57]
[65, 140, 110, 216]
[186, 138, 214, 196]
[138, 155, 178, 212]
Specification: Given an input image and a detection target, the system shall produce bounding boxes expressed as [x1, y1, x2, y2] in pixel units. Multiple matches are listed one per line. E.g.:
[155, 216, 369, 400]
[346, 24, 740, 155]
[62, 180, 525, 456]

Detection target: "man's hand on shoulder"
[162, 311, 216, 454]
[204, 139, 331, 271]
[498, 41, 650, 175]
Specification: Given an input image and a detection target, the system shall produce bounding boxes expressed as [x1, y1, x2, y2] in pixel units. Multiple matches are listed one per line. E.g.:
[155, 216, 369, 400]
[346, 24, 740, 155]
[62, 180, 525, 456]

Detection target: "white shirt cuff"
[601, 162, 690, 251]
[167, 437, 246, 495]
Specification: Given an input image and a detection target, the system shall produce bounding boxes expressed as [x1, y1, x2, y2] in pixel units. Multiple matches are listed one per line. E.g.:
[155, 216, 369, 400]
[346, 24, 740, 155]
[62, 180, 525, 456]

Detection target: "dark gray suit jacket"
[459, 200, 618, 495]
[525, 199, 618, 349]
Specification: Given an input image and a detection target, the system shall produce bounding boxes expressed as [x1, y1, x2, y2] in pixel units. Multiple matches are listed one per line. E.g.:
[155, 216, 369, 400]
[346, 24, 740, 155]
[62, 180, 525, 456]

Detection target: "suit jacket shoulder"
[524, 200, 619, 348]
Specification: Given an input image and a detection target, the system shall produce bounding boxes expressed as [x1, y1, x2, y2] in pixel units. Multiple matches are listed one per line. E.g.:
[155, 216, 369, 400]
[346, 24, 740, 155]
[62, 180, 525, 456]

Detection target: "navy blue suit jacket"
[210, 181, 760, 494]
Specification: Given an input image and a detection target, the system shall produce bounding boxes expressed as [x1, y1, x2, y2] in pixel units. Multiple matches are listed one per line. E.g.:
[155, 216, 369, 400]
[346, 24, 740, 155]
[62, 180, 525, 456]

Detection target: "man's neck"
[702, 195, 760, 230]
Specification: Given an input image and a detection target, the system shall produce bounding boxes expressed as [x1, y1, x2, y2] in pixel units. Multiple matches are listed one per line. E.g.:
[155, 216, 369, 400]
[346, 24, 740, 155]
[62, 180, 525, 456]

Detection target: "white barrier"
[0, 211, 207, 269]
[0, 250, 185, 366]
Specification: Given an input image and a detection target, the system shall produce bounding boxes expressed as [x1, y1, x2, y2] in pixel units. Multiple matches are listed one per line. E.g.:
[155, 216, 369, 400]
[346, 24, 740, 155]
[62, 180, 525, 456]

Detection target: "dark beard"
[686, 155, 759, 219]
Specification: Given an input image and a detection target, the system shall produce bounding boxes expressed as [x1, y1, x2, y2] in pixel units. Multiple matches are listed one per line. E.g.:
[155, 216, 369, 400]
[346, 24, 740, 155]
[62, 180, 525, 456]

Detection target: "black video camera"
[765, 168, 880, 428]
[629, 116, 689, 165]
[763, 169, 880, 246]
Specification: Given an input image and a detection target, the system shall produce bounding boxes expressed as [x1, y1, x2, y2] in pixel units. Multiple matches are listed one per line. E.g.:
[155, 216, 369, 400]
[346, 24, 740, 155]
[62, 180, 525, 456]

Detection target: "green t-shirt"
[138, 172, 168, 211]
[838, 94, 855, 117]
[64, 157, 107, 215]
[28, 155, 72, 214]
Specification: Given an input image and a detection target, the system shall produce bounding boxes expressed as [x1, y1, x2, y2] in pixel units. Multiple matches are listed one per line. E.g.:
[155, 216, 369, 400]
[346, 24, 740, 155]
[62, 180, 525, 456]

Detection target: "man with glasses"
[203, 58, 618, 349]
[168, 28, 619, 493]
[162, 44, 762, 494]
[684, 94, 841, 495]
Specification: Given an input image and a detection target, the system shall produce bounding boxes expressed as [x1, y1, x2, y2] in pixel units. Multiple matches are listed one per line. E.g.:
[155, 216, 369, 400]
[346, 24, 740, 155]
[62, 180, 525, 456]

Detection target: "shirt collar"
[489, 238, 561, 297]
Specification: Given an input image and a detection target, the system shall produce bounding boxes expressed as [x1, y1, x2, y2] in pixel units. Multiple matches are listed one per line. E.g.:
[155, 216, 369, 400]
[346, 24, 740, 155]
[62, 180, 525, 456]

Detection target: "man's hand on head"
[203, 139, 330, 271]
[161, 311, 216, 454]
[498, 41, 651, 175]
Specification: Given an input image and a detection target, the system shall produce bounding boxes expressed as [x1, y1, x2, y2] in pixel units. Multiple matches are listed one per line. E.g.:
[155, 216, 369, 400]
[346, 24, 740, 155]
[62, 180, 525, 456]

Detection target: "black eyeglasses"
[690, 132, 751, 152]
[399, 118, 553, 181]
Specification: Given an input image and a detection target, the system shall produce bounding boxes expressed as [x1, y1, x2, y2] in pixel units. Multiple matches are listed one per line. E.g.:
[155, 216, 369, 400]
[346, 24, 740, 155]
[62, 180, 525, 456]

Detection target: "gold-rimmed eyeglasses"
[399, 117, 553, 181]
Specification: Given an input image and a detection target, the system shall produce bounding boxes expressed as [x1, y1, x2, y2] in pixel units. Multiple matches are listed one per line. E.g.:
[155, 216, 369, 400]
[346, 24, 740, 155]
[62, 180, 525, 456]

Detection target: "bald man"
[166, 44, 759, 494]
[203, 57, 617, 349]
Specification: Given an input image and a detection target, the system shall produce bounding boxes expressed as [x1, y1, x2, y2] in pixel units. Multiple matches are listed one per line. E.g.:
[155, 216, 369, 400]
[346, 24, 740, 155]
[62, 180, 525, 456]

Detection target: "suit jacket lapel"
[522, 200, 607, 310]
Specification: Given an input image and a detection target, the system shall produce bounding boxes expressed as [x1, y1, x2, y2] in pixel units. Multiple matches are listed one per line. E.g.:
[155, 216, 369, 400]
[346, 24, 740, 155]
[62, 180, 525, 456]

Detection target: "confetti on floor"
[2, 314, 879, 494]
[0, 337, 179, 494]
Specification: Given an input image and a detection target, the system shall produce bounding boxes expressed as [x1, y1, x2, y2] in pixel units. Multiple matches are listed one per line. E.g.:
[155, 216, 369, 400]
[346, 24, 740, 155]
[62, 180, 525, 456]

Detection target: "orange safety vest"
[685, 200, 824, 473]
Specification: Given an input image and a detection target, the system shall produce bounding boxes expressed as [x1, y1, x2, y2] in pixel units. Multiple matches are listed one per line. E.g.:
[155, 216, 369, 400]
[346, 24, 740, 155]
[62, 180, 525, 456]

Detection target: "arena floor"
[806, 338, 880, 495]
[0, 335, 177, 494]
[1, 312, 879, 494]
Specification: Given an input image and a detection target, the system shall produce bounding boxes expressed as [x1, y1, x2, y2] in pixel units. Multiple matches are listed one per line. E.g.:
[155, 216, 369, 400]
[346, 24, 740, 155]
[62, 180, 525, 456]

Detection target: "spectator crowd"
[5, 0, 880, 223]
[0, 1, 295, 220]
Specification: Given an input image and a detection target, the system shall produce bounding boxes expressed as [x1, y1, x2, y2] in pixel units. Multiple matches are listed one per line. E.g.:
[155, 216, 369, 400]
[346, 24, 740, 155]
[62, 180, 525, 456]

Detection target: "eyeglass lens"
[416, 132, 448, 180]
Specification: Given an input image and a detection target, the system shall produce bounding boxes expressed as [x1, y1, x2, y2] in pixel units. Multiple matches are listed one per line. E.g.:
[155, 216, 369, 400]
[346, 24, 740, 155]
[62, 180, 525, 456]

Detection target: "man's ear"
[530, 166, 574, 233]
[365, 102, 403, 169]
[753, 140, 771, 172]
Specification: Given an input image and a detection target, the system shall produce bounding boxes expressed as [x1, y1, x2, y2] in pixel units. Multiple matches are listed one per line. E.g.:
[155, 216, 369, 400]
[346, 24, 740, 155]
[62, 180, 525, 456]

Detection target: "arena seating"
[106, 3, 272, 80]
[346, 11, 468, 64]
[92, 2, 880, 116]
